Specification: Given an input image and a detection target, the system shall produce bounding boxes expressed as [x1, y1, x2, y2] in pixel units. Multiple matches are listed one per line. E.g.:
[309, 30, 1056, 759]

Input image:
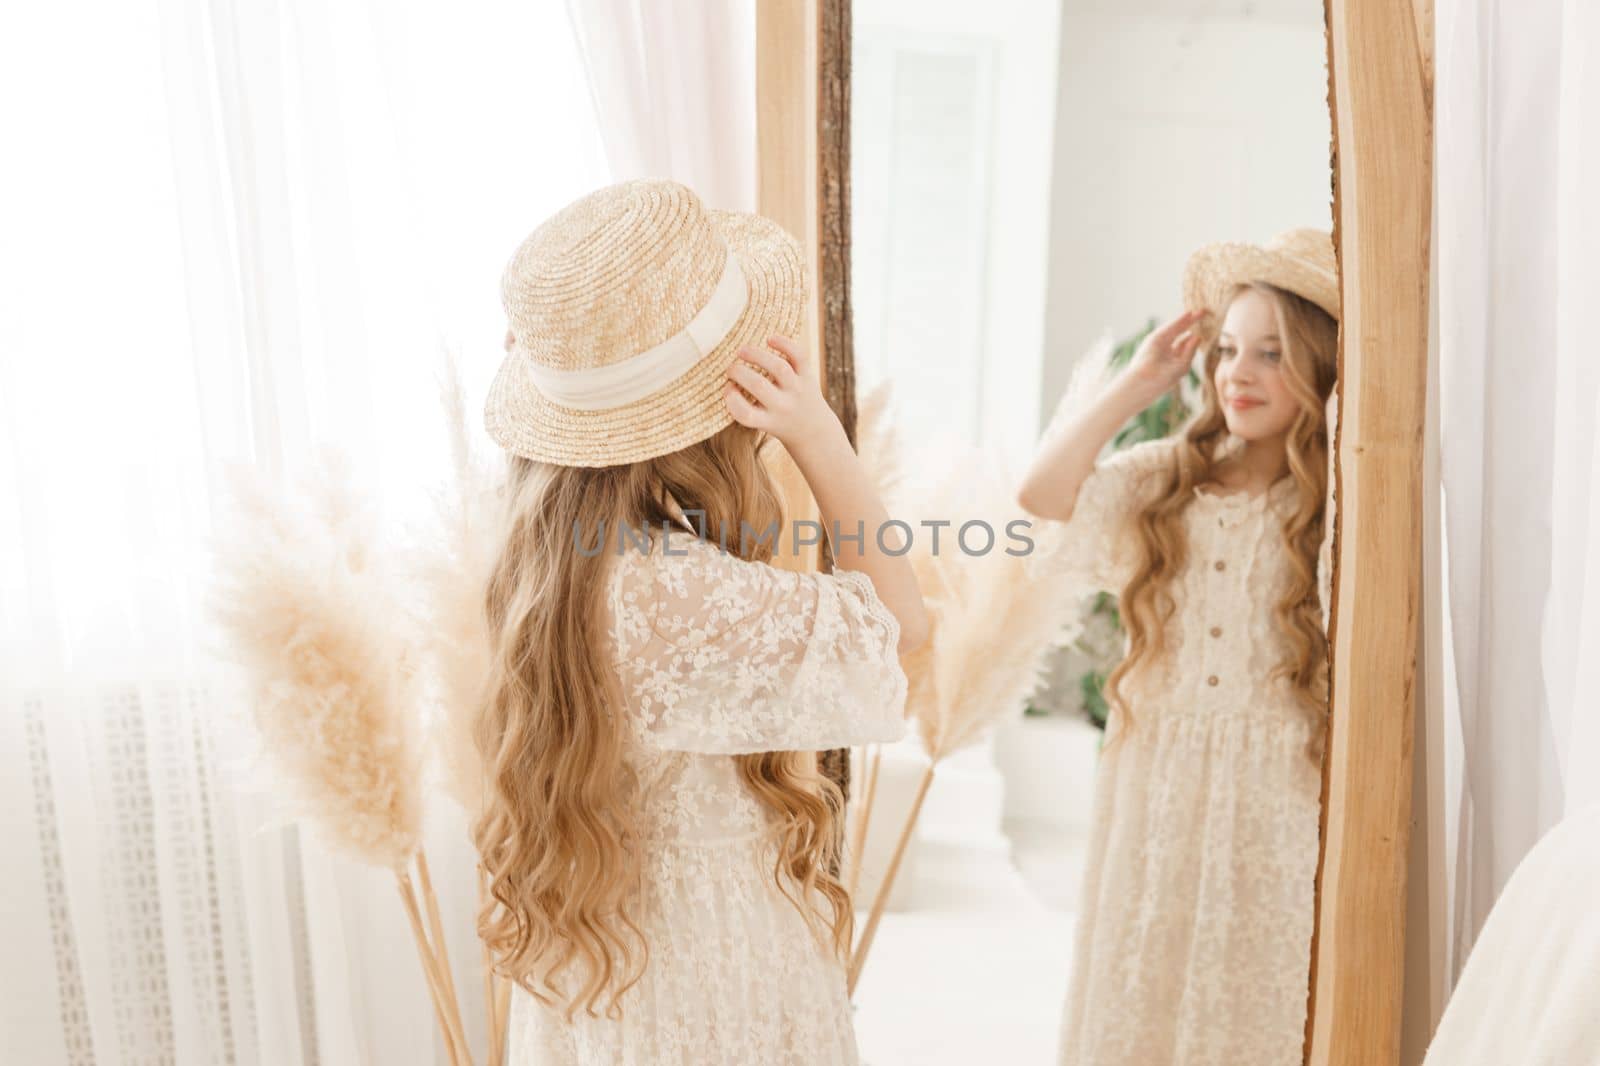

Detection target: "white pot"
[848, 744, 926, 912]
[992, 712, 1100, 834]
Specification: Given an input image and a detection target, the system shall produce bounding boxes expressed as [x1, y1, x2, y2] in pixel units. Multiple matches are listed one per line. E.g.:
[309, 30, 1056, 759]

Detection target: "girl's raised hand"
[723, 335, 840, 448]
[1123, 309, 1207, 404]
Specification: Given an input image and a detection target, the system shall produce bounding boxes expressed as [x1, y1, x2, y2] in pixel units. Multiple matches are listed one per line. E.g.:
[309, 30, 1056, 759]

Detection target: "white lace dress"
[1030, 438, 1323, 1066]
[506, 529, 908, 1066]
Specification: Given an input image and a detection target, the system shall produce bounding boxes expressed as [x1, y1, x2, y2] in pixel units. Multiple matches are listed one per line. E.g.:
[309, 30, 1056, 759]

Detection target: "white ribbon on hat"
[523, 251, 749, 411]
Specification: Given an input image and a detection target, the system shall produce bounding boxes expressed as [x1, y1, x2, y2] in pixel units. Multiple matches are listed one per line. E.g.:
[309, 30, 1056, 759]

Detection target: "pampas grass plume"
[1046, 330, 1118, 437]
[847, 389, 1093, 993]
[854, 380, 904, 505]
[898, 450, 1081, 761]
[207, 450, 425, 870]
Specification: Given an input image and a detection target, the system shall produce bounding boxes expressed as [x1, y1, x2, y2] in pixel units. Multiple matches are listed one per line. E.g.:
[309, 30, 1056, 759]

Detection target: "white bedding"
[1423, 803, 1600, 1066]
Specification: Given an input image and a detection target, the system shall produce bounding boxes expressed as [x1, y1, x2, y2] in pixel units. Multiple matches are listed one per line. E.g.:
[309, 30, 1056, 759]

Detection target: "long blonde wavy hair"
[470, 422, 852, 1022]
[1107, 282, 1338, 757]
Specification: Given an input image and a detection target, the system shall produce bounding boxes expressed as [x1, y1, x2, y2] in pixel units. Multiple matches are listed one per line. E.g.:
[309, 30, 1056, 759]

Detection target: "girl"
[472, 179, 929, 1066]
[1017, 229, 1339, 1066]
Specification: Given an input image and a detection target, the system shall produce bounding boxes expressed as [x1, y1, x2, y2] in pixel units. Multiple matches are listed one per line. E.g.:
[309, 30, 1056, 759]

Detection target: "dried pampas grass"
[208, 446, 476, 1065]
[207, 451, 425, 868]
[854, 380, 905, 506]
[903, 450, 1077, 762]
[847, 423, 1087, 994]
[1045, 330, 1119, 437]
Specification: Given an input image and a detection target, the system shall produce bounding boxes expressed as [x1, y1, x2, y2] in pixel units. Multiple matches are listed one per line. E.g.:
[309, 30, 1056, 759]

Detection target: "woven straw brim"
[1182, 241, 1340, 324]
[484, 210, 804, 468]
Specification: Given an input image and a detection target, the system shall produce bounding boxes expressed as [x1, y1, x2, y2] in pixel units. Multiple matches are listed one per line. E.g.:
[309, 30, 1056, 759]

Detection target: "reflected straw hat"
[485, 179, 805, 468]
[1182, 227, 1339, 323]
[1184, 226, 1342, 628]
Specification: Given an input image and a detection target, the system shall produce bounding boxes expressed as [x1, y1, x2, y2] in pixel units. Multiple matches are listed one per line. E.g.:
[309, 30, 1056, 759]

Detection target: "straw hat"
[1182, 227, 1339, 322]
[485, 179, 805, 467]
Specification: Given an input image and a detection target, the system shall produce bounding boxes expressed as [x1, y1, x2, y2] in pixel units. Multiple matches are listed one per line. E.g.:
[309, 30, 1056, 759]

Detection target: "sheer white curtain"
[1539, 0, 1600, 818]
[566, 0, 757, 211]
[1437, 0, 1600, 981]
[0, 1, 605, 1062]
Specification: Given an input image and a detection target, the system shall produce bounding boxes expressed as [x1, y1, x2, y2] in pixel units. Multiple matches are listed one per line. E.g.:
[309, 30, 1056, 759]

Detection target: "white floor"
[851, 819, 1087, 1066]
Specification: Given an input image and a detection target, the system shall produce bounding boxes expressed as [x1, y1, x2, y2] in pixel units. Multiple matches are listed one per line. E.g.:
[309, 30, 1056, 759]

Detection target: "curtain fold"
[1543, 0, 1600, 817]
[566, 0, 757, 211]
[1437, 0, 1600, 981]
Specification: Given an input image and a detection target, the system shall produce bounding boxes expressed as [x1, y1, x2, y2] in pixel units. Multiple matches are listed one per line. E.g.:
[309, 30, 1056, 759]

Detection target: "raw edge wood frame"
[1307, 0, 1434, 1064]
[756, 0, 857, 800]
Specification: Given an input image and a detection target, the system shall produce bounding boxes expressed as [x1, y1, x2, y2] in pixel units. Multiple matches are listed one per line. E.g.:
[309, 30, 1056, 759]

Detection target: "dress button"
[1210, 626, 1222, 638]
[1207, 675, 1219, 686]
[1214, 560, 1227, 572]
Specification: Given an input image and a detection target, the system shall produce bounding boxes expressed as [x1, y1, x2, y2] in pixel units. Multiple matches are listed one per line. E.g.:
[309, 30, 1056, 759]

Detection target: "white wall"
[1038, 4, 1332, 423]
[853, 0, 1063, 463]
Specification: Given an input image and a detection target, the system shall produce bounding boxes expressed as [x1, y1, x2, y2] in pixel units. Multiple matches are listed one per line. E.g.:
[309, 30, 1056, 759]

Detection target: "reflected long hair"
[1106, 283, 1338, 758]
[470, 423, 852, 1022]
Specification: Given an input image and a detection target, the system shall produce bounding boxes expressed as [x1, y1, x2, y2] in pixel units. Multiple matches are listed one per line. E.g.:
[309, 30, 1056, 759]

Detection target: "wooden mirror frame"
[1309, 1, 1434, 1063]
[755, 0, 857, 800]
[758, 1, 1436, 1061]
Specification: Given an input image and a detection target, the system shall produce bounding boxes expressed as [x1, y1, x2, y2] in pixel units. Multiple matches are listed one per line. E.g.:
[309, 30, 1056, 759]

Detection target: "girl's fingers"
[765, 334, 807, 375]
[1151, 309, 1202, 345]
[724, 382, 766, 427]
[1161, 313, 1209, 361]
[739, 344, 796, 385]
[727, 360, 779, 405]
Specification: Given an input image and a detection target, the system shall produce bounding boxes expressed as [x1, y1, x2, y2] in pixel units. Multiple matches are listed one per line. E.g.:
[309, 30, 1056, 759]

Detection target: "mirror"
[840, 2, 1339, 1062]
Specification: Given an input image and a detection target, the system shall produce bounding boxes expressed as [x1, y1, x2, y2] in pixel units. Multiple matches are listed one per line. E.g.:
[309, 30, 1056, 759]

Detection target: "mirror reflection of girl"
[474, 180, 929, 1065]
[1017, 231, 1339, 1066]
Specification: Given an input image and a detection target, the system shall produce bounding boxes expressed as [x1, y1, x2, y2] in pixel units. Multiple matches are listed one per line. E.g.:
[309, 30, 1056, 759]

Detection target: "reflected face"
[1213, 289, 1299, 442]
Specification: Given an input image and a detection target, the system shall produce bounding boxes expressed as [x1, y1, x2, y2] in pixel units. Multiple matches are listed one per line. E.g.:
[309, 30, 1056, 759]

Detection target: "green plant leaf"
[1080, 670, 1110, 731]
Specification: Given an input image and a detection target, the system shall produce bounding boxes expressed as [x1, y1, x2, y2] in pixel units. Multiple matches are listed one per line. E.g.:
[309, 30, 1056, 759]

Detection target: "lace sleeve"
[611, 533, 909, 754]
[1024, 437, 1178, 593]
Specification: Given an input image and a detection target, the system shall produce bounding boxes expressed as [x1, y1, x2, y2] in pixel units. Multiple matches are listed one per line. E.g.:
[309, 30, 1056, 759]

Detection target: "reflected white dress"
[1031, 438, 1322, 1066]
[507, 528, 908, 1066]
